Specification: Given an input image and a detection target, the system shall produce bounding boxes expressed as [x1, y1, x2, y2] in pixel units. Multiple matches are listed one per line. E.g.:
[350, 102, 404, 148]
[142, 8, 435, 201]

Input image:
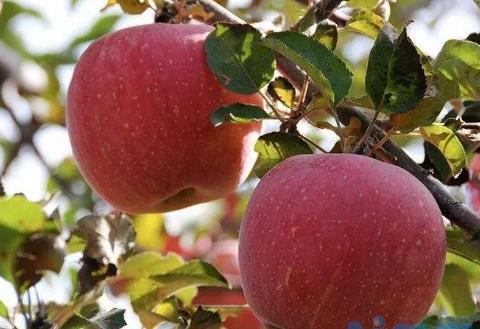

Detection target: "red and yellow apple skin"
[67, 23, 262, 214]
[239, 154, 446, 329]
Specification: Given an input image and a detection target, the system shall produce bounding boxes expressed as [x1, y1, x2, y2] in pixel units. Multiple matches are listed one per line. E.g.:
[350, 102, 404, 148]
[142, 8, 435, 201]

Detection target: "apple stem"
[353, 109, 381, 154]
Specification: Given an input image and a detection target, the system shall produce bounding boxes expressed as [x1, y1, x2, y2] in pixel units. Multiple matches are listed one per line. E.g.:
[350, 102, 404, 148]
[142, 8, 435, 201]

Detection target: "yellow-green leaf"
[434, 40, 480, 100]
[267, 77, 296, 108]
[419, 125, 466, 176]
[390, 97, 445, 133]
[0, 300, 8, 319]
[102, 0, 149, 14]
[348, 0, 379, 9]
[346, 9, 384, 39]
[437, 264, 476, 316]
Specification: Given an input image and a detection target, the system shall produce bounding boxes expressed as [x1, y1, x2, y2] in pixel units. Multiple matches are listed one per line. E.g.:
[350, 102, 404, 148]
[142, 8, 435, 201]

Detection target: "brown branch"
[336, 106, 480, 234]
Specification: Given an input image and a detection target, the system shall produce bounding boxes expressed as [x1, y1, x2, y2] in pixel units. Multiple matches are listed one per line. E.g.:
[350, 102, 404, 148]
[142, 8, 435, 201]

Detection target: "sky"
[0, 0, 479, 328]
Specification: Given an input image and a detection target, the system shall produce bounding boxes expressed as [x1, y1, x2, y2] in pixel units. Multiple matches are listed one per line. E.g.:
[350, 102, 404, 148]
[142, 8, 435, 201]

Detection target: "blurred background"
[0, 0, 479, 328]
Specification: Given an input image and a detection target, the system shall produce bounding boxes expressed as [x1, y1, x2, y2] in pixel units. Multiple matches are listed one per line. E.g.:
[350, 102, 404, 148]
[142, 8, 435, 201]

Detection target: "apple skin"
[67, 23, 262, 214]
[239, 154, 446, 329]
[193, 287, 263, 329]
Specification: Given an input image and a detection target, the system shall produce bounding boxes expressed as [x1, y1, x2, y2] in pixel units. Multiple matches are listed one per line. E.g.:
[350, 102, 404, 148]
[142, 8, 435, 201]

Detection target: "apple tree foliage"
[0, 0, 480, 328]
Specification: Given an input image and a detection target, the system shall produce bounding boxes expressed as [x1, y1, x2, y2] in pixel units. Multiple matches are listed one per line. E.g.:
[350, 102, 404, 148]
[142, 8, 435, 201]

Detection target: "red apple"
[239, 154, 446, 329]
[67, 23, 262, 213]
[193, 287, 263, 329]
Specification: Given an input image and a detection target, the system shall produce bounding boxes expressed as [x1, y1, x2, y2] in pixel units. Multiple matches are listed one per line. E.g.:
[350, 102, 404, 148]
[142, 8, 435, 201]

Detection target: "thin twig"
[294, 75, 310, 117]
[16, 291, 29, 329]
[366, 123, 398, 156]
[260, 93, 287, 122]
[27, 289, 32, 323]
[50, 289, 100, 329]
[330, 107, 345, 152]
[353, 109, 380, 154]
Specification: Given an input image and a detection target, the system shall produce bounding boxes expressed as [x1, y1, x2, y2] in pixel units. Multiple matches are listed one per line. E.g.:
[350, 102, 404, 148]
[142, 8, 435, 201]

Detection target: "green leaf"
[267, 77, 296, 108]
[61, 314, 91, 329]
[69, 15, 121, 49]
[348, 0, 379, 9]
[0, 196, 46, 232]
[366, 24, 426, 113]
[383, 26, 426, 113]
[346, 9, 385, 39]
[102, 0, 149, 14]
[419, 125, 466, 177]
[437, 59, 480, 101]
[120, 252, 184, 279]
[116, 252, 184, 301]
[416, 313, 480, 329]
[253, 132, 313, 178]
[189, 307, 222, 329]
[313, 21, 338, 50]
[424, 141, 453, 183]
[205, 23, 275, 95]
[0, 300, 8, 319]
[0, 196, 48, 282]
[447, 228, 480, 266]
[390, 97, 445, 133]
[0, 1, 45, 31]
[435, 40, 480, 71]
[61, 309, 126, 329]
[150, 260, 229, 290]
[152, 296, 183, 323]
[437, 264, 476, 316]
[89, 308, 127, 329]
[210, 103, 270, 127]
[0, 227, 23, 282]
[434, 40, 480, 101]
[263, 31, 352, 106]
[365, 22, 397, 109]
[116, 252, 227, 305]
[125, 260, 228, 329]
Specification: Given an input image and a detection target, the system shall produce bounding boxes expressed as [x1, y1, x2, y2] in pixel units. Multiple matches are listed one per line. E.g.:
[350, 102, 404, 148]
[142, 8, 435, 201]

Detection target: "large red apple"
[193, 287, 263, 329]
[67, 23, 262, 213]
[239, 154, 446, 329]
